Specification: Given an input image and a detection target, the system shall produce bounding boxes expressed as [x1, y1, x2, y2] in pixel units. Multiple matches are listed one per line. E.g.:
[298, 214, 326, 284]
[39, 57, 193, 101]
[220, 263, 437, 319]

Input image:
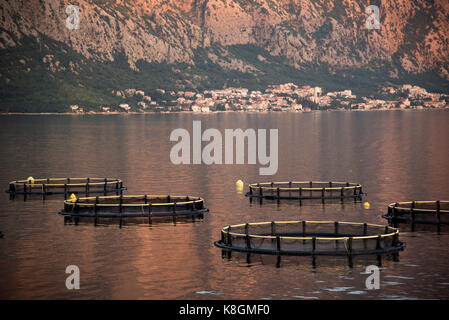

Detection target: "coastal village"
[69, 83, 449, 114]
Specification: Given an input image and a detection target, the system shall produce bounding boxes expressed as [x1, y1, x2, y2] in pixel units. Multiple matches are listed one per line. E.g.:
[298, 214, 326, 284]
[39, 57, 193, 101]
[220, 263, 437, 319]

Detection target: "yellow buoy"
[363, 201, 370, 209]
[236, 180, 244, 193]
[69, 193, 77, 203]
[26, 176, 35, 184]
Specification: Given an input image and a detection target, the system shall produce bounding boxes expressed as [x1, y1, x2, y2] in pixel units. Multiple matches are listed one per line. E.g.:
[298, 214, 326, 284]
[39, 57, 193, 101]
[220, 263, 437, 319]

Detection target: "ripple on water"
[382, 281, 404, 286]
[292, 295, 319, 300]
[195, 290, 223, 296]
[324, 287, 355, 292]
[381, 295, 419, 300]
[398, 262, 419, 267]
[347, 291, 366, 295]
[385, 275, 414, 280]
[337, 275, 355, 280]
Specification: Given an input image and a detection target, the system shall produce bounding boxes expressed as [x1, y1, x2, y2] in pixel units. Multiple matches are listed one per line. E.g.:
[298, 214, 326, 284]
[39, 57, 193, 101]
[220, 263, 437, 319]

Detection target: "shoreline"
[0, 108, 447, 116]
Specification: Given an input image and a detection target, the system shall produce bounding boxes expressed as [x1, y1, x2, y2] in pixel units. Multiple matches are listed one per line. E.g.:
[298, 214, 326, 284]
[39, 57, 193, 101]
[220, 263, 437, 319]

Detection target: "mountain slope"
[0, 0, 448, 112]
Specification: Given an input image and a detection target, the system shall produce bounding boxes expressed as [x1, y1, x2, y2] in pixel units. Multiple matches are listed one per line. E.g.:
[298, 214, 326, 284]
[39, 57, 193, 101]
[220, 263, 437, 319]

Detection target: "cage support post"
[86, 178, 90, 196]
[436, 200, 441, 232]
[376, 235, 381, 251]
[94, 196, 99, 226]
[94, 203, 97, 226]
[393, 204, 398, 227]
[276, 255, 281, 268]
[309, 181, 312, 198]
[302, 221, 306, 244]
[334, 222, 339, 248]
[173, 202, 177, 224]
[288, 181, 292, 198]
[377, 254, 382, 267]
[312, 236, 317, 266]
[346, 182, 350, 202]
[347, 237, 353, 267]
[392, 232, 399, 247]
[119, 195, 123, 228]
[321, 188, 325, 204]
[246, 234, 251, 250]
[9, 183, 16, 195]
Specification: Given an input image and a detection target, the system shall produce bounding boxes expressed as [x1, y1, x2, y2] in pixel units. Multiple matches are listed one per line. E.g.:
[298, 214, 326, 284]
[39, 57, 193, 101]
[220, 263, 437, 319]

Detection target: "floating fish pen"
[246, 181, 365, 202]
[59, 194, 208, 226]
[214, 221, 405, 266]
[383, 201, 449, 231]
[7, 178, 125, 198]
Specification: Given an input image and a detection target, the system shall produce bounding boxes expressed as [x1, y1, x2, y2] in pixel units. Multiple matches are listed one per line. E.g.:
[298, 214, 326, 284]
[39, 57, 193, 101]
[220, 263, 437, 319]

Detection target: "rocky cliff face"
[0, 0, 448, 111]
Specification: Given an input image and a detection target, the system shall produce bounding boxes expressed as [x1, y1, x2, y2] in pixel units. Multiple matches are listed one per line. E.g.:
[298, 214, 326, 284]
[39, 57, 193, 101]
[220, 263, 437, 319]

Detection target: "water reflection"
[219, 250, 401, 269]
[1, 111, 449, 299]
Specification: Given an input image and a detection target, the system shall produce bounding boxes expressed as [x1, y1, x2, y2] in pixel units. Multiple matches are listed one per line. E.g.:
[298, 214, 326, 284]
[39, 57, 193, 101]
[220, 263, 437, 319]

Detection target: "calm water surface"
[0, 110, 449, 299]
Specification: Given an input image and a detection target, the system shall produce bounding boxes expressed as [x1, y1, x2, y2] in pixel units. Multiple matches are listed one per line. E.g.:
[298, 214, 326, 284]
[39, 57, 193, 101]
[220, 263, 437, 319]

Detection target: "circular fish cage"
[214, 221, 405, 266]
[383, 201, 449, 231]
[7, 178, 125, 198]
[246, 181, 365, 201]
[59, 194, 208, 226]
